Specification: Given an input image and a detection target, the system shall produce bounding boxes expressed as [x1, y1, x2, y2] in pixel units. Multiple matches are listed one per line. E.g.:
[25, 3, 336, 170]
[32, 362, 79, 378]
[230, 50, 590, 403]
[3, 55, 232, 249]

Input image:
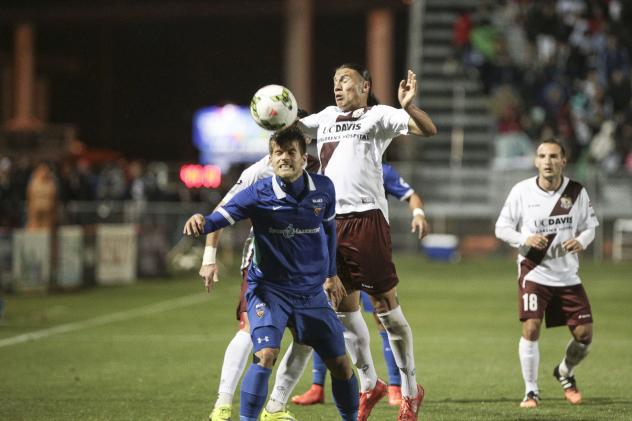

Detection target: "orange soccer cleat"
[519, 391, 540, 408]
[553, 365, 582, 405]
[357, 379, 387, 421]
[397, 384, 425, 421]
[290, 384, 325, 405]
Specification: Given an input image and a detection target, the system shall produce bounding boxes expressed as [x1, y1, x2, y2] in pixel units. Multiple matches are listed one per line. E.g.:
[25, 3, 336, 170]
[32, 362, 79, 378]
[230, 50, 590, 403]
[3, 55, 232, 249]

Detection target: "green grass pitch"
[1, 255, 631, 420]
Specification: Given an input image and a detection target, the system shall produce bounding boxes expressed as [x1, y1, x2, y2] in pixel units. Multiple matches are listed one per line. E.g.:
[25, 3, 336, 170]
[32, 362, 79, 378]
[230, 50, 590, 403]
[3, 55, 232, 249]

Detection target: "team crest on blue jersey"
[314, 207, 322, 216]
[255, 302, 266, 318]
[560, 195, 573, 209]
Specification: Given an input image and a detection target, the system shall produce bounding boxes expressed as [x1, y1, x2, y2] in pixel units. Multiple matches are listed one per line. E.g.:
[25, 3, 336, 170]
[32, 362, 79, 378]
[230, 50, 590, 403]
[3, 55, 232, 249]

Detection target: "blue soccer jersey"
[203, 171, 337, 295]
[382, 163, 414, 201]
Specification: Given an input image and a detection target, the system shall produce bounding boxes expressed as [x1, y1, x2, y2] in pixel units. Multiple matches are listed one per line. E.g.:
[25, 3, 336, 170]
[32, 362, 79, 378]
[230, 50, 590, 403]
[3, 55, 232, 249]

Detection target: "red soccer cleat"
[397, 384, 425, 421]
[358, 379, 387, 421]
[291, 384, 325, 405]
[388, 385, 402, 406]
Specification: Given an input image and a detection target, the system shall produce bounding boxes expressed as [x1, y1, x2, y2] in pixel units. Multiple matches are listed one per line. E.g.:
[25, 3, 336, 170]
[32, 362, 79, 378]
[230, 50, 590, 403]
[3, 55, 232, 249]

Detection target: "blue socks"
[312, 351, 327, 386]
[380, 330, 401, 386]
[240, 364, 272, 419]
[331, 374, 359, 420]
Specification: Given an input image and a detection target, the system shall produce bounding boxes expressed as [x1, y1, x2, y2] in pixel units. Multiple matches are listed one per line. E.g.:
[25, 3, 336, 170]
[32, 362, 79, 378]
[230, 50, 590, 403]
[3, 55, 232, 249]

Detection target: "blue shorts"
[246, 285, 346, 360]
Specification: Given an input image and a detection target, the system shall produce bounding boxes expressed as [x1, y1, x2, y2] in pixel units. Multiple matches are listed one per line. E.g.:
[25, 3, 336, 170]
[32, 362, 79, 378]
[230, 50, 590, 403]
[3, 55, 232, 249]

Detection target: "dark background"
[0, 1, 409, 161]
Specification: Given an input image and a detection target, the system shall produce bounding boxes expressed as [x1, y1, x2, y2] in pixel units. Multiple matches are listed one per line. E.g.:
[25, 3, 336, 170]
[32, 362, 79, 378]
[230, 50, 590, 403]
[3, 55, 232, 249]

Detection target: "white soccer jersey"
[495, 176, 599, 286]
[299, 105, 410, 220]
[222, 155, 273, 204]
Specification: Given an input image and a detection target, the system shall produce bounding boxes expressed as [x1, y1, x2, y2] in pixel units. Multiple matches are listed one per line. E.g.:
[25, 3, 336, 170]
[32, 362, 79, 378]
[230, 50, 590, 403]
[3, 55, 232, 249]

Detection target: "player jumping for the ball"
[295, 64, 436, 421]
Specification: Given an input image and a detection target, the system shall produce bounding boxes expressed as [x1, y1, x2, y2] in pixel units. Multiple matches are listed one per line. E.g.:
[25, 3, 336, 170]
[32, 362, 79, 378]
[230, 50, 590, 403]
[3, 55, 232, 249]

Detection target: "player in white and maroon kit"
[495, 139, 599, 409]
[298, 64, 437, 421]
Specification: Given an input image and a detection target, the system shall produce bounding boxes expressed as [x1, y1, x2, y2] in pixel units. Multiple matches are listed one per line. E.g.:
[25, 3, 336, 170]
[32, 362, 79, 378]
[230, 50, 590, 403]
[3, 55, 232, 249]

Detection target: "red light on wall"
[179, 164, 222, 189]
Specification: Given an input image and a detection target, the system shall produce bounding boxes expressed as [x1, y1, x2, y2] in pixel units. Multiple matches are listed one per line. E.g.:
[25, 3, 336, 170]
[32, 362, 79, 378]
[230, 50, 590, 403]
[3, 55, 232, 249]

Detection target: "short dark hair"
[337, 63, 372, 84]
[335, 63, 379, 106]
[538, 138, 566, 157]
[269, 126, 307, 155]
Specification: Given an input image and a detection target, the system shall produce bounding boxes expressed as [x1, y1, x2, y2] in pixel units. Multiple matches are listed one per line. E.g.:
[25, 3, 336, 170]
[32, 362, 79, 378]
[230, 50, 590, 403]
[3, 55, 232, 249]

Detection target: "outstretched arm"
[398, 69, 437, 137]
[183, 188, 256, 292]
[183, 210, 240, 293]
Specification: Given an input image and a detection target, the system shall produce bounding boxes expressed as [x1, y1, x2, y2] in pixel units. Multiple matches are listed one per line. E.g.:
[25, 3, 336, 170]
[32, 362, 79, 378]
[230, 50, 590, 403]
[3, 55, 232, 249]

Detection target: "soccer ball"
[250, 84, 298, 131]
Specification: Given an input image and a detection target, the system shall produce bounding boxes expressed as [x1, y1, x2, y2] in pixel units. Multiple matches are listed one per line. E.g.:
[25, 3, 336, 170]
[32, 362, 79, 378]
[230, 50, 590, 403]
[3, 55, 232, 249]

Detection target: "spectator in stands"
[588, 120, 618, 172]
[26, 162, 59, 231]
[607, 68, 632, 116]
[127, 160, 148, 201]
[96, 160, 127, 200]
[488, 39, 523, 93]
[621, 112, 632, 172]
[58, 159, 96, 202]
[597, 33, 630, 87]
[469, 16, 499, 94]
[452, 8, 473, 68]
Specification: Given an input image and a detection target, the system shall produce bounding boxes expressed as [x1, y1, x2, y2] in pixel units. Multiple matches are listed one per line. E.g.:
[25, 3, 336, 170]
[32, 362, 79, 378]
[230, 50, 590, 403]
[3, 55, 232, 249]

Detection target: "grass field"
[1, 255, 631, 421]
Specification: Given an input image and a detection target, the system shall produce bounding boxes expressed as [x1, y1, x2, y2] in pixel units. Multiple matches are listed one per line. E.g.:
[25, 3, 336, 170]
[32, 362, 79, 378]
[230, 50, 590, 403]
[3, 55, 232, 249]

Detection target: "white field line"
[0, 293, 207, 349]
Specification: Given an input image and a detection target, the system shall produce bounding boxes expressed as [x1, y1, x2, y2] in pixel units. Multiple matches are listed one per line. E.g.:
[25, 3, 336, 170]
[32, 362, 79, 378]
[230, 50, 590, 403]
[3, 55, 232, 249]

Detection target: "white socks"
[215, 330, 252, 406]
[519, 337, 539, 395]
[337, 309, 378, 392]
[559, 339, 591, 377]
[266, 342, 313, 411]
[376, 306, 418, 398]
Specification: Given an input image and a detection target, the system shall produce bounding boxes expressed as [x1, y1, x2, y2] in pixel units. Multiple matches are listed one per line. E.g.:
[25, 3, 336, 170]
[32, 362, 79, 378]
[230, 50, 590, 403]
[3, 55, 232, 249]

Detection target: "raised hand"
[398, 69, 418, 109]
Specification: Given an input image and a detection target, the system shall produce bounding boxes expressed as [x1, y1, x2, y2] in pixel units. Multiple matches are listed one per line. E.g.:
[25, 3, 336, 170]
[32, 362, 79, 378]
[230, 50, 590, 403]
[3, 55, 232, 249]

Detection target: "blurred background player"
[184, 127, 358, 421]
[290, 163, 429, 407]
[297, 63, 437, 421]
[495, 138, 598, 408]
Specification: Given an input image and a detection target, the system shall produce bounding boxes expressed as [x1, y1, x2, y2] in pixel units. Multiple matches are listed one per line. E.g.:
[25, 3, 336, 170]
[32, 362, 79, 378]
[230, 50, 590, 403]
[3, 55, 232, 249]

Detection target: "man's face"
[333, 68, 369, 112]
[535, 142, 566, 180]
[270, 140, 306, 182]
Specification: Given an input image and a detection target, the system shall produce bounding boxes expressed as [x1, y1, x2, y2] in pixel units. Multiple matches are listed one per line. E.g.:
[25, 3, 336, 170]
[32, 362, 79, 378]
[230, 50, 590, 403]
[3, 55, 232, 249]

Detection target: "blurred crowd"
[452, 0, 632, 172]
[0, 155, 214, 228]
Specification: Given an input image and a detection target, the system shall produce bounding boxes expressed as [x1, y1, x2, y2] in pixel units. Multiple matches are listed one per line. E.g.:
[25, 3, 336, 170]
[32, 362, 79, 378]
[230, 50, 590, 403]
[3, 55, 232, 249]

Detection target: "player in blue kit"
[183, 127, 359, 421]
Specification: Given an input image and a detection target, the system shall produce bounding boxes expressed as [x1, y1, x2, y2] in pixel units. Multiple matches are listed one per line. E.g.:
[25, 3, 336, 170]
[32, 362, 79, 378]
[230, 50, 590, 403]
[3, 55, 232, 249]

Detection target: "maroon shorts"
[235, 268, 249, 321]
[335, 209, 399, 295]
[518, 279, 593, 328]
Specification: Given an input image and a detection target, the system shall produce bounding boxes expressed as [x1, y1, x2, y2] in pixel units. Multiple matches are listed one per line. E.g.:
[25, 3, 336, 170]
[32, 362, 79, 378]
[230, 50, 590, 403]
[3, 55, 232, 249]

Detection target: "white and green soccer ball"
[250, 84, 298, 131]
